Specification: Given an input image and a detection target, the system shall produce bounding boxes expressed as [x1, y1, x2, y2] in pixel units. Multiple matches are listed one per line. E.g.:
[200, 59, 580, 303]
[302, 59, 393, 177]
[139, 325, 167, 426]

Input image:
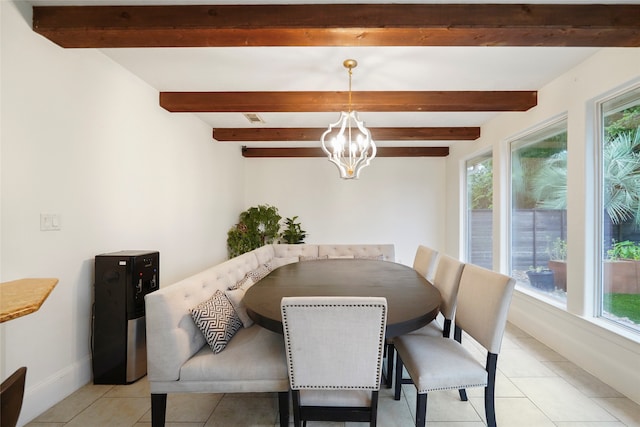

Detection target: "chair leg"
[385, 343, 394, 388]
[453, 324, 462, 343]
[292, 390, 301, 427]
[442, 319, 452, 338]
[394, 354, 403, 400]
[453, 324, 468, 401]
[416, 393, 427, 427]
[485, 353, 499, 427]
[371, 390, 379, 427]
[278, 391, 289, 427]
[151, 393, 167, 427]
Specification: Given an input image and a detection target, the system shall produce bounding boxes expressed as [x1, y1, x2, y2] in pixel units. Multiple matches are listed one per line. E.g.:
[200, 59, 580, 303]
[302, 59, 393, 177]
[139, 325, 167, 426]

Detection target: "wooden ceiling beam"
[241, 146, 450, 158]
[161, 91, 537, 113]
[33, 4, 640, 48]
[214, 127, 480, 141]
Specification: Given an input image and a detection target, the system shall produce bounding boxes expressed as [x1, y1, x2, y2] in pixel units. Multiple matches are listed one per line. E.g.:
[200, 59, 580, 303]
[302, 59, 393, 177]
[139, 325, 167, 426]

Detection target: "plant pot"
[526, 270, 555, 291]
[603, 260, 640, 294]
[547, 260, 567, 292]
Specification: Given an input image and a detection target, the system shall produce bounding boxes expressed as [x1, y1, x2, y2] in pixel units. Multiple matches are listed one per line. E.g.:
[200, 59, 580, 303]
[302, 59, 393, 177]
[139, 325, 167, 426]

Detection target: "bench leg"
[278, 391, 289, 427]
[151, 393, 167, 427]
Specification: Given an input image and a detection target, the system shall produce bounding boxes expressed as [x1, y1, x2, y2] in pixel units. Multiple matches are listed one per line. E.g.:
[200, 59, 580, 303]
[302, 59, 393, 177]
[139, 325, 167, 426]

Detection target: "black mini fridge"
[92, 250, 159, 384]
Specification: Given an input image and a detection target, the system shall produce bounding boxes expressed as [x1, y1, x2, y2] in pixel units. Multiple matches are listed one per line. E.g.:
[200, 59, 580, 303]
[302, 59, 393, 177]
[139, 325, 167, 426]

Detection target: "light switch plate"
[40, 213, 61, 231]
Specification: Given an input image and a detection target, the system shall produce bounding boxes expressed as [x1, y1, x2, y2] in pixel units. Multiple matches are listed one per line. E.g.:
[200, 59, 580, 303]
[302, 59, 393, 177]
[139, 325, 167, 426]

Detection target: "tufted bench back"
[145, 251, 260, 381]
[319, 244, 395, 261]
[274, 244, 319, 258]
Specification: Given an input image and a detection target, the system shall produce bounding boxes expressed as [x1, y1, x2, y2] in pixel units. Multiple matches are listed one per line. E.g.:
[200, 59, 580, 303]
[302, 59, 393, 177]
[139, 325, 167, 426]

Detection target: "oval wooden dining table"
[244, 258, 441, 339]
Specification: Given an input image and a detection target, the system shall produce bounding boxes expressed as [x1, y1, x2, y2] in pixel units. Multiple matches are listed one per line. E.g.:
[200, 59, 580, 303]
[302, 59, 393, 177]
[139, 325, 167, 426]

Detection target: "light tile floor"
[25, 323, 640, 427]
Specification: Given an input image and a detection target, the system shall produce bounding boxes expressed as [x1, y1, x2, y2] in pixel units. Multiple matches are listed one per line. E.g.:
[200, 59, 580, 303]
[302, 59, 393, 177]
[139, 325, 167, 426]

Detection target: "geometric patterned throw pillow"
[190, 290, 242, 353]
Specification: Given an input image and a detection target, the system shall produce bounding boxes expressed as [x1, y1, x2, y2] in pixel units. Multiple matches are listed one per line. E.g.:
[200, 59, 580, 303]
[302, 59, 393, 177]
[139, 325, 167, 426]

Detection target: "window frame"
[594, 80, 640, 333]
[463, 149, 494, 268]
[506, 114, 569, 305]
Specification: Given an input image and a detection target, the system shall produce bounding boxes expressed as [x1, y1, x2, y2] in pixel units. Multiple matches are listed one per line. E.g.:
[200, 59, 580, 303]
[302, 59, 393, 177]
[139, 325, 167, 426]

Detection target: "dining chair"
[412, 245, 439, 282]
[393, 264, 516, 427]
[281, 296, 388, 427]
[383, 244, 440, 388]
[1, 367, 27, 427]
[393, 254, 465, 400]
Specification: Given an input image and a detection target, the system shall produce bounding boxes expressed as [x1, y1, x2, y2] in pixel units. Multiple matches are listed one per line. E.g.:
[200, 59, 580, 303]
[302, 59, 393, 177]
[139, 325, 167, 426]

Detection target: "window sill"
[515, 283, 567, 310]
[513, 287, 640, 349]
[585, 316, 640, 347]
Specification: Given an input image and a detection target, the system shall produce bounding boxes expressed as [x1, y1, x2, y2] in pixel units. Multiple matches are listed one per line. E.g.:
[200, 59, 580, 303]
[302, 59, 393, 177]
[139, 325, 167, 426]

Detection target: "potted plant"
[547, 237, 567, 291]
[526, 266, 555, 291]
[604, 240, 640, 294]
[281, 216, 307, 244]
[227, 204, 282, 258]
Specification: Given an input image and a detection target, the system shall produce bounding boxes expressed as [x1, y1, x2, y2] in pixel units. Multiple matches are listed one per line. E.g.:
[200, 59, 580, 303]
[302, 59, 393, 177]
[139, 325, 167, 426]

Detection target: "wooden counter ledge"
[0, 278, 58, 323]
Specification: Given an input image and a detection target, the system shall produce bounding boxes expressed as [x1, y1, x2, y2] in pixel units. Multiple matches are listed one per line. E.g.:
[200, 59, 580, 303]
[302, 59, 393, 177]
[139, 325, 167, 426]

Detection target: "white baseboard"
[509, 290, 640, 405]
[18, 355, 93, 427]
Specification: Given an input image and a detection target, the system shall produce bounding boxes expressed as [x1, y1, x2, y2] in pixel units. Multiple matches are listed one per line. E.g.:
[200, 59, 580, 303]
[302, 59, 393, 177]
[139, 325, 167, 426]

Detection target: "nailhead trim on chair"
[282, 302, 387, 390]
[417, 382, 487, 393]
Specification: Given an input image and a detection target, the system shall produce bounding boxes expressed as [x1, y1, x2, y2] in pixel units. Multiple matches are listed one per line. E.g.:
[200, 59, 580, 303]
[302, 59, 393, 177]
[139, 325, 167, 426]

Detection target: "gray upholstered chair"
[384, 244, 440, 388]
[393, 264, 516, 427]
[1, 367, 27, 427]
[394, 254, 465, 399]
[281, 296, 388, 427]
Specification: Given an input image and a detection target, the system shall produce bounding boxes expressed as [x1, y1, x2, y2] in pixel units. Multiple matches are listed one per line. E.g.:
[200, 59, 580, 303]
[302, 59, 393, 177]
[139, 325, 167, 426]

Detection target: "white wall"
[244, 156, 448, 266]
[0, 2, 244, 424]
[445, 48, 640, 404]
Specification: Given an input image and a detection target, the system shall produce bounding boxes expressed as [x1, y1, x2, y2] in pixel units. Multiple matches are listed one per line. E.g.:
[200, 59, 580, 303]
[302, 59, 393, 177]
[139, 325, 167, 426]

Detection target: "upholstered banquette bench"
[144, 243, 395, 427]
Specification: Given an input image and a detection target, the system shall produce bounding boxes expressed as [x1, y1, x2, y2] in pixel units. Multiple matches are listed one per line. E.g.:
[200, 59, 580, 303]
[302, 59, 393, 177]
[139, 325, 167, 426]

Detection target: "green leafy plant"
[513, 132, 567, 210]
[532, 150, 567, 210]
[531, 127, 640, 228]
[281, 216, 307, 244]
[602, 128, 640, 227]
[468, 159, 493, 209]
[227, 204, 282, 258]
[607, 240, 640, 261]
[548, 237, 567, 261]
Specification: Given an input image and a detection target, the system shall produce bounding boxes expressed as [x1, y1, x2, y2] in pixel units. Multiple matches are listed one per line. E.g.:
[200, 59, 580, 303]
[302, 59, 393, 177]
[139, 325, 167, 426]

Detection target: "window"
[510, 118, 568, 303]
[466, 153, 493, 269]
[598, 85, 640, 332]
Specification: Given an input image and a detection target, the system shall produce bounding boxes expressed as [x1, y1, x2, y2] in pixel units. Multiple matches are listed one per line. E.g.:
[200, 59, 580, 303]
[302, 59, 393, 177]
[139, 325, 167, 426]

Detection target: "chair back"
[281, 296, 387, 390]
[413, 245, 439, 281]
[455, 264, 516, 354]
[432, 254, 465, 319]
[1, 367, 27, 427]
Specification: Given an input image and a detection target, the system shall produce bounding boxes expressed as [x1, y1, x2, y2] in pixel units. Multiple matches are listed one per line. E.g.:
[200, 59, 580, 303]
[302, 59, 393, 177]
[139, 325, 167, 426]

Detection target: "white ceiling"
[102, 46, 598, 132]
[29, 0, 638, 146]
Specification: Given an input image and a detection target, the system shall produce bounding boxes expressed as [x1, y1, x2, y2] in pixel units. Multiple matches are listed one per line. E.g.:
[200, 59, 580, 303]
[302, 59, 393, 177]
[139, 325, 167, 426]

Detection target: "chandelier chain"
[348, 66, 353, 114]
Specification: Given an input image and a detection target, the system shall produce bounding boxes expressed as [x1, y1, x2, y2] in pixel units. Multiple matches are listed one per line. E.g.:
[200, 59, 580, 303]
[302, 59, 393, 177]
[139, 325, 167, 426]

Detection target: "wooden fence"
[469, 208, 639, 271]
